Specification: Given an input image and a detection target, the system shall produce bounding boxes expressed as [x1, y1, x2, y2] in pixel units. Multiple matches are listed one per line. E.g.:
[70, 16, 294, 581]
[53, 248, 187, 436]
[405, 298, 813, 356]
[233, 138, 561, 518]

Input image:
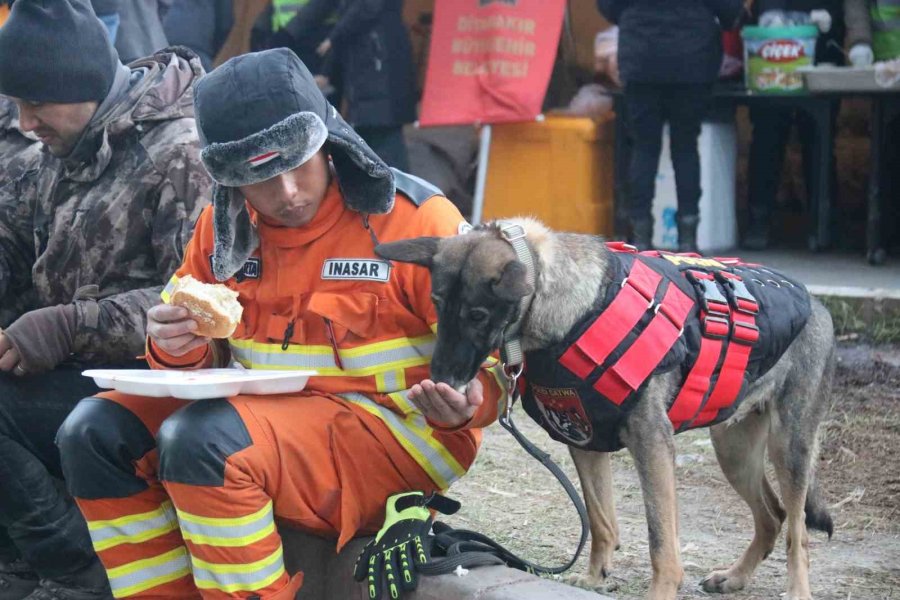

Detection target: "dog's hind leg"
[769, 302, 835, 600]
[568, 448, 619, 591]
[701, 408, 785, 593]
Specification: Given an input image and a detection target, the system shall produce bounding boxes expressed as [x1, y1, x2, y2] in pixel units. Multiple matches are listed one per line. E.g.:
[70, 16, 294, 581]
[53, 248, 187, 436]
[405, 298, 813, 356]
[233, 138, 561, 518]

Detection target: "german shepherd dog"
[375, 219, 835, 600]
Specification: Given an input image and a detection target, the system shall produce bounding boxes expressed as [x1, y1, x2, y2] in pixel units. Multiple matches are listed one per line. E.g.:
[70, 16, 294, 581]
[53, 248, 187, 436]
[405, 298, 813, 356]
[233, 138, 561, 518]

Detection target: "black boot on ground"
[628, 217, 654, 251]
[22, 560, 112, 600]
[677, 213, 700, 253]
[741, 209, 770, 251]
[0, 559, 38, 600]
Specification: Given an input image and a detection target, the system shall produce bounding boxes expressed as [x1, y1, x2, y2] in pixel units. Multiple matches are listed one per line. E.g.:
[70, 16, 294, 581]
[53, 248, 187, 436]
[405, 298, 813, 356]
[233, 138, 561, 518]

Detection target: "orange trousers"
[60, 392, 439, 599]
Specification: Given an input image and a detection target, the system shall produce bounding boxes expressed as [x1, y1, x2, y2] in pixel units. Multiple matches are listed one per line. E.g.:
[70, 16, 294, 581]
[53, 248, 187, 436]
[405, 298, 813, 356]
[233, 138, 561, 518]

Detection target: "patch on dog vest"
[531, 385, 593, 446]
[322, 259, 391, 282]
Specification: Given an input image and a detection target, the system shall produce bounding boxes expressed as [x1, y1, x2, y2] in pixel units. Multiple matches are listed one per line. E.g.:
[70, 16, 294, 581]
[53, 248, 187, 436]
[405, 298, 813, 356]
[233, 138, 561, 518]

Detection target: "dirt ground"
[444, 343, 900, 599]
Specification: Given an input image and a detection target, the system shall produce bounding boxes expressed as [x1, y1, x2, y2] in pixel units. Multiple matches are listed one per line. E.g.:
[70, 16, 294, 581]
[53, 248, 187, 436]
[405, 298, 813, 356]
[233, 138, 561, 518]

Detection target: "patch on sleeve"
[321, 259, 392, 282]
[531, 384, 593, 446]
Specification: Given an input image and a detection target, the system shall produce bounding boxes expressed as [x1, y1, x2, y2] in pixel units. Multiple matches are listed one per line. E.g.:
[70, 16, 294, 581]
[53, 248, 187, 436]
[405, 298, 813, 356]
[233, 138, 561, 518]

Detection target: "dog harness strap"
[593, 282, 694, 405]
[691, 273, 760, 427]
[559, 259, 662, 379]
[667, 271, 729, 429]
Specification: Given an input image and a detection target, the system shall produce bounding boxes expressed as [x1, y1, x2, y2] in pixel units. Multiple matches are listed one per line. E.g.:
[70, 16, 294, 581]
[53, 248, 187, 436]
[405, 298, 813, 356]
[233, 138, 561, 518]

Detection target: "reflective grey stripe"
[339, 393, 462, 488]
[177, 504, 274, 541]
[228, 339, 435, 371]
[192, 552, 285, 590]
[108, 550, 190, 598]
[380, 369, 400, 392]
[89, 503, 177, 546]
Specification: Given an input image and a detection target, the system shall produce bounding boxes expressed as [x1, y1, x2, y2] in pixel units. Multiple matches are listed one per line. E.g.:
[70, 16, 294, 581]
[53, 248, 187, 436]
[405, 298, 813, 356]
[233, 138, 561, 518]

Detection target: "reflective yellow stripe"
[228, 334, 435, 377]
[88, 502, 179, 552]
[176, 502, 276, 548]
[340, 393, 466, 489]
[375, 368, 407, 393]
[486, 360, 510, 417]
[160, 274, 180, 304]
[107, 548, 191, 598]
[192, 546, 286, 593]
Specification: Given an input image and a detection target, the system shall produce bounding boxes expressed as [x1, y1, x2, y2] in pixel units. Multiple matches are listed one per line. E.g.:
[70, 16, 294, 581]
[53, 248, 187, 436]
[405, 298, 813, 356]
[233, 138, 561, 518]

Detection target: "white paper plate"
[82, 368, 317, 400]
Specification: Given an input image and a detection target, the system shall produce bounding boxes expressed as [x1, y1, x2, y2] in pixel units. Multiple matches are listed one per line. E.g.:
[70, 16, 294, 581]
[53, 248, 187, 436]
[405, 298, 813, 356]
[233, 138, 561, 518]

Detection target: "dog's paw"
[700, 568, 750, 593]
[567, 573, 619, 593]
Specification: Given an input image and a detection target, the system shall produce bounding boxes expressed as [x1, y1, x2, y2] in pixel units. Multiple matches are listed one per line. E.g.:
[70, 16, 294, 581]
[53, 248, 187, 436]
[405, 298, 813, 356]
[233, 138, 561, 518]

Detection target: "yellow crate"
[482, 114, 615, 236]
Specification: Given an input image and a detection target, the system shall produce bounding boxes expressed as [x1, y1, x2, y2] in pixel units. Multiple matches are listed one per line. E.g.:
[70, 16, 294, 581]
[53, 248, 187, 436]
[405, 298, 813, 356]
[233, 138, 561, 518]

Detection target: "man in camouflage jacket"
[0, 2, 211, 598]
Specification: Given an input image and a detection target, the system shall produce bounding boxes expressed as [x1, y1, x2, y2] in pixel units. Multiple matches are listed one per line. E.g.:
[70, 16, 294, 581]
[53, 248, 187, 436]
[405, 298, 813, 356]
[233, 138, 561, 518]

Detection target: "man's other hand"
[408, 377, 484, 428]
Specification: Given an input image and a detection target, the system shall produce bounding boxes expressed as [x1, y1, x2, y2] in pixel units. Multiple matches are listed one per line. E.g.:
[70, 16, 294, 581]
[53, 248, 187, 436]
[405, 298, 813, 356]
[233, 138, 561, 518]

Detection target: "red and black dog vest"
[520, 245, 811, 452]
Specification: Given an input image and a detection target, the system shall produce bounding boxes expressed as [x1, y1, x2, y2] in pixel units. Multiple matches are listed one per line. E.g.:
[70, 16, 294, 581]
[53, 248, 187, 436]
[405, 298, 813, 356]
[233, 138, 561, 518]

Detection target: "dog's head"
[376, 228, 534, 389]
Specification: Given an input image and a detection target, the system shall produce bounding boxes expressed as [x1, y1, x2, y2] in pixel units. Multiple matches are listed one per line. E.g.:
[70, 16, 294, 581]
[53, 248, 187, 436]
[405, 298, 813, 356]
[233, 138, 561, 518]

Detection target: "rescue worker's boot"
[22, 560, 112, 600]
[0, 559, 38, 600]
[677, 213, 700, 253]
[628, 216, 654, 251]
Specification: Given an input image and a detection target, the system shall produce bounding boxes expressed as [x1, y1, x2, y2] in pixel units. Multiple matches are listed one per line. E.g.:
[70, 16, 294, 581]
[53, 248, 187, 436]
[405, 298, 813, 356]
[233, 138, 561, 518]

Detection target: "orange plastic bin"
[482, 114, 615, 236]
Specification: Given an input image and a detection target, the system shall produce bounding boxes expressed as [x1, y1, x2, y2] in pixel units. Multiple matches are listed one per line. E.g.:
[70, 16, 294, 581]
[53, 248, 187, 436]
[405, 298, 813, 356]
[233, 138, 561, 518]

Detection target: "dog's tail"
[805, 472, 834, 538]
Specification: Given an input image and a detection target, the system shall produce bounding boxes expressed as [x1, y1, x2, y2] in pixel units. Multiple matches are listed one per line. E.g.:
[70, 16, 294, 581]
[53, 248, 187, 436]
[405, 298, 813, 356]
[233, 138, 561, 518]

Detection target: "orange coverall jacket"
[150, 182, 507, 493]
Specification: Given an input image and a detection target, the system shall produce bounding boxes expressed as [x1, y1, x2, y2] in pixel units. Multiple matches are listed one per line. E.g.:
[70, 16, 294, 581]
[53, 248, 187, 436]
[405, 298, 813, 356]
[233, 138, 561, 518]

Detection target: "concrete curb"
[281, 528, 613, 600]
[811, 287, 900, 343]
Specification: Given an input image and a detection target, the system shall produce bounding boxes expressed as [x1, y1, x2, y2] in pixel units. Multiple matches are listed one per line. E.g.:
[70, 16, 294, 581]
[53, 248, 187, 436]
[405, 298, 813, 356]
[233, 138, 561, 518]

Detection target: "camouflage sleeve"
[0, 171, 37, 302]
[70, 140, 212, 365]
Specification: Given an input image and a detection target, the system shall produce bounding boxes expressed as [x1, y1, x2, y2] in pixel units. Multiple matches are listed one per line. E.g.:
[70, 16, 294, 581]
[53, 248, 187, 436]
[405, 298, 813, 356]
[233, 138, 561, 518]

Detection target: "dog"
[375, 218, 835, 600]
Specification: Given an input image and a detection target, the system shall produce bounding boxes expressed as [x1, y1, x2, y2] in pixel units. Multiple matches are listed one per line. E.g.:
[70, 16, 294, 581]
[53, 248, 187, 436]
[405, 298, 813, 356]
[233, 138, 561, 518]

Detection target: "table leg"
[810, 98, 833, 251]
[866, 98, 886, 265]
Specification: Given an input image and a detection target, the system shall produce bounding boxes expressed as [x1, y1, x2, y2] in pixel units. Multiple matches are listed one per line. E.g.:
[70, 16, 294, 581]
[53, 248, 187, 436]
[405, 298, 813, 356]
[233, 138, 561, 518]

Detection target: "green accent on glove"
[353, 492, 434, 600]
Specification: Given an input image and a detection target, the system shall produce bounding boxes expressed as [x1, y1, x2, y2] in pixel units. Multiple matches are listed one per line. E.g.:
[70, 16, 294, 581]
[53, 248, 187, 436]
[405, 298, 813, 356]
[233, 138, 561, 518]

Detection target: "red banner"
[419, 0, 567, 127]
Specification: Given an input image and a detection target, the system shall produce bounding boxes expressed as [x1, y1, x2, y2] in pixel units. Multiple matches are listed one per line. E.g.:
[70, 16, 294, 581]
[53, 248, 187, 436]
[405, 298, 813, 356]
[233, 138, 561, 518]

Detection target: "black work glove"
[354, 491, 460, 600]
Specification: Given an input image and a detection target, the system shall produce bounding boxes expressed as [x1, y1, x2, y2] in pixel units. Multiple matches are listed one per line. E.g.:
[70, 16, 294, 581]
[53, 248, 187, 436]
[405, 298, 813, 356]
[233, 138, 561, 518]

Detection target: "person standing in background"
[113, 0, 170, 63]
[277, 0, 417, 171]
[845, 0, 900, 64]
[597, 0, 744, 251]
[163, 0, 234, 71]
[743, 0, 845, 250]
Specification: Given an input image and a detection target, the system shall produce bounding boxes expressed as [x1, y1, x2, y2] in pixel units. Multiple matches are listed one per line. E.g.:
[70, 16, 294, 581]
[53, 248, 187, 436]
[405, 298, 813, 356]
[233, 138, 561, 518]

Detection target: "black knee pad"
[56, 397, 157, 499]
[157, 400, 252, 486]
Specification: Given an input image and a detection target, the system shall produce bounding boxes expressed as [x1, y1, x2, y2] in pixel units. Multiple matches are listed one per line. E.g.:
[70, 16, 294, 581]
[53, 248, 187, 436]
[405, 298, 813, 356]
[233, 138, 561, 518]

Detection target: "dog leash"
[426, 365, 590, 577]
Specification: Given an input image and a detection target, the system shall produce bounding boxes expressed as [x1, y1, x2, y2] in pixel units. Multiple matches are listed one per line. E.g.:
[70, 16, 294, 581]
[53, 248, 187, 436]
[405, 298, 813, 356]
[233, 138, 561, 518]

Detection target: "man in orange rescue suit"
[55, 48, 508, 600]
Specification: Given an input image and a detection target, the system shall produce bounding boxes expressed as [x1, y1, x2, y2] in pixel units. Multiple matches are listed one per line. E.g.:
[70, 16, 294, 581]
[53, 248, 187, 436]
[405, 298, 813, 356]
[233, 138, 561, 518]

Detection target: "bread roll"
[169, 275, 243, 338]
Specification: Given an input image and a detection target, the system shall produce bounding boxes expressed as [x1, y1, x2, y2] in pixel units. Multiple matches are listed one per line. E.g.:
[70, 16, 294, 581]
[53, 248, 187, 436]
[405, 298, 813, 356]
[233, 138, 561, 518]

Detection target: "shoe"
[741, 220, 769, 251]
[676, 214, 700, 254]
[628, 217, 654, 251]
[0, 559, 38, 600]
[22, 580, 112, 600]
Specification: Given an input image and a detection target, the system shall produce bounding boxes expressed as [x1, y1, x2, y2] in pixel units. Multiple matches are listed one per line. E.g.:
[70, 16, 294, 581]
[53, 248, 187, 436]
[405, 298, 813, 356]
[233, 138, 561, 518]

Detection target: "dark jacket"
[597, 0, 743, 84]
[0, 48, 212, 364]
[522, 252, 811, 452]
[285, 0, 417, 128]
[162, 0, 233, 71]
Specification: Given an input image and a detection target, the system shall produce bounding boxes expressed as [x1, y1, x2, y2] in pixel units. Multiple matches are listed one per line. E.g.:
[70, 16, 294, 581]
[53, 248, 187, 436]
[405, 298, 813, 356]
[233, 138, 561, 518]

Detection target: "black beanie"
[0, 0, 118, 103]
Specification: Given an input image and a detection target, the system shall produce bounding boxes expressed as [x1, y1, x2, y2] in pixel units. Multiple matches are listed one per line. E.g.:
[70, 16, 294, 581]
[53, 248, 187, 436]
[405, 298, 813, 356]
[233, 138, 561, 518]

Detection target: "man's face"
[12, 98, 97, 156]
[240, 150, 332, 228]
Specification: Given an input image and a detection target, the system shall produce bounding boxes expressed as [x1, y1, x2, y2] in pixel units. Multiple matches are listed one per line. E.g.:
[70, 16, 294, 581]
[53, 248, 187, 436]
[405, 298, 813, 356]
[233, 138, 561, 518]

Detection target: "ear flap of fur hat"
[211, 185, 259, 282]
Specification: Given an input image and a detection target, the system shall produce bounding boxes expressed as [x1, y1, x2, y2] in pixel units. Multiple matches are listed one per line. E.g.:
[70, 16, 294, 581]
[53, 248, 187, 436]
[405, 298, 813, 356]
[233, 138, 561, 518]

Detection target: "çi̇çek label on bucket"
[742, 25, 818, 93]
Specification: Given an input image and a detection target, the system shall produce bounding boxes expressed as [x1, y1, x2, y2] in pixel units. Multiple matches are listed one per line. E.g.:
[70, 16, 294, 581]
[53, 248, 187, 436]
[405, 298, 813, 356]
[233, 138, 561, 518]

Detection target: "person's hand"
[316, 38, 332, 56]
[314, 74, 331, 90]
[849, 43, 874, 67]
[408, 377, 483, 428]
[809, 9, 832, 33]
[0, 330, 26, 376]
[147, 304, 210, 357]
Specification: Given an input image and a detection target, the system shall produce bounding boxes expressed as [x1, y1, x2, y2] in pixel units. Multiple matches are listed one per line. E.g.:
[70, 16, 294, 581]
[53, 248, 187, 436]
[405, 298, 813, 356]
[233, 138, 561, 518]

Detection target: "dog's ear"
[375, 237, 441, 267]
[492, 260, 534, 301]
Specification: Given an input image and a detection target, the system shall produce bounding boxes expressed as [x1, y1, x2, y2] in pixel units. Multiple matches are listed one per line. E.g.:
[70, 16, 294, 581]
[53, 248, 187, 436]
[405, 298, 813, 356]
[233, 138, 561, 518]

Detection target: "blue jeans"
[97, 12, 120, 44]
